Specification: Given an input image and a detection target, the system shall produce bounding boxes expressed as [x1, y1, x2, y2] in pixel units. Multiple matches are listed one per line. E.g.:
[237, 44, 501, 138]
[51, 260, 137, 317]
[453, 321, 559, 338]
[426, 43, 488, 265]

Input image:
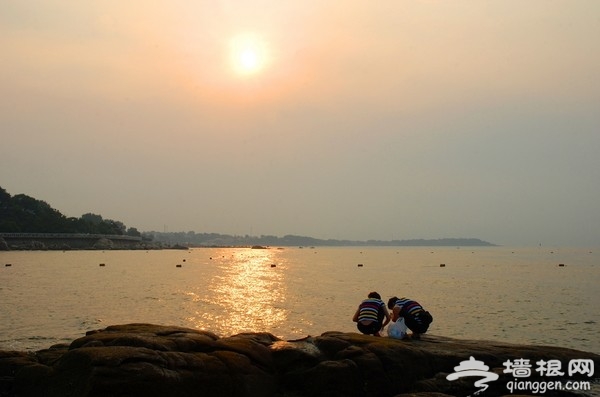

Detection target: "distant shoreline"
[0, 233, 496, 251]
[145, 232, 497, 248]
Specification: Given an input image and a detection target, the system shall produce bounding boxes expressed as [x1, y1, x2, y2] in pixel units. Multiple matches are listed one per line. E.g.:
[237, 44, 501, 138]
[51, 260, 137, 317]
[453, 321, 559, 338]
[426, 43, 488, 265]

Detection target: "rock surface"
[0, 324, 598, 397]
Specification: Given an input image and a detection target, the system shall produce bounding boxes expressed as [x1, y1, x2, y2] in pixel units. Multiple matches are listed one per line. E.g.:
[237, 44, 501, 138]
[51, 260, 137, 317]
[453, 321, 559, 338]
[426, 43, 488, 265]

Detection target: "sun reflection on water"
[187, 248, 287, 336]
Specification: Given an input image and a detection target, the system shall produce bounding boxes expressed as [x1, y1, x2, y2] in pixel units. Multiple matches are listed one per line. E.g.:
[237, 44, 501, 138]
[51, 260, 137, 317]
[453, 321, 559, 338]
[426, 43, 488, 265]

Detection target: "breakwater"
[0, 233, 142, 250]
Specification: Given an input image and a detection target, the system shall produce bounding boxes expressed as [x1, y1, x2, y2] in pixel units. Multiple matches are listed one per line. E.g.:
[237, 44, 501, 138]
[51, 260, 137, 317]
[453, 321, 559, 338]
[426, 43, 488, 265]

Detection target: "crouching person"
[352, 292, 391, 337]
[387, 296, 433, 339]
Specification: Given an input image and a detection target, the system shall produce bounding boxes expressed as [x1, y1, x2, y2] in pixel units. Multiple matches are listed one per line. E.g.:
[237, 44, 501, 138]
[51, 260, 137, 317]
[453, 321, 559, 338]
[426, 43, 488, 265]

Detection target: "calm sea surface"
[1, 247, 598, 354]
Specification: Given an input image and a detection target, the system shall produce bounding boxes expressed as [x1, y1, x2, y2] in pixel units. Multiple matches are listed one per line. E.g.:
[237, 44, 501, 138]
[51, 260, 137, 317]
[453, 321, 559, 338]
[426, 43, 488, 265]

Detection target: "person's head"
[368, 291, 381, 300]
[387, 297, 398, 309]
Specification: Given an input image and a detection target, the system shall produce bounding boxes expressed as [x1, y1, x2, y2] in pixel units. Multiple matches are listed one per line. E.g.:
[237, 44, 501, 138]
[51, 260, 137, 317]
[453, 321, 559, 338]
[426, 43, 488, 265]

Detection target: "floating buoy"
[440, 264, 446, 267]
[176, 264, 182, 268]
[5, 264, 12, 267]
[183, 259, 186, 262]
[270, 264, 276, 268]
[558, 263, 565, 267]
[357, 264, 363, 267]
[99, 263, 105, 267]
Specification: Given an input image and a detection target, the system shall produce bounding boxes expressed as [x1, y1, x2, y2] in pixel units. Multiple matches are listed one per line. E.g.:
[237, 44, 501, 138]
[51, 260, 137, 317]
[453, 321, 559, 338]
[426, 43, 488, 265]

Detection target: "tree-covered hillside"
[1, 186, 495, 247]
[0, 186, 140, 236]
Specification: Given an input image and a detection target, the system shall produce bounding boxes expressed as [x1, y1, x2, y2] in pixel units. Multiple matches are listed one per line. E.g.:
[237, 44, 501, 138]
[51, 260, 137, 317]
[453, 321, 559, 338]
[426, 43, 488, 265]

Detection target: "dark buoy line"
[357, 264, 363, 267]
[99, 263, 105, 267]
[440, 264, 446, 267]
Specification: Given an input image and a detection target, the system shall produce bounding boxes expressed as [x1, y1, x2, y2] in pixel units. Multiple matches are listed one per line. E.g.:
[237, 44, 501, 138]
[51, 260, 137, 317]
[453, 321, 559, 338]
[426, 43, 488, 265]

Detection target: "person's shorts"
[406, 311, 433, 334]
[357, 321, 381, 335]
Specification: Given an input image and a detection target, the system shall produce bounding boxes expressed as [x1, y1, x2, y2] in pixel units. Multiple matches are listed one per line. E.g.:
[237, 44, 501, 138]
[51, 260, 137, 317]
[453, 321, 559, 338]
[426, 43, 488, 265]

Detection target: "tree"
[81, 213, 104, 225]
[126, 227, 142, 237]
[9, 194, 69, 232]
[0, 186, 142, 236]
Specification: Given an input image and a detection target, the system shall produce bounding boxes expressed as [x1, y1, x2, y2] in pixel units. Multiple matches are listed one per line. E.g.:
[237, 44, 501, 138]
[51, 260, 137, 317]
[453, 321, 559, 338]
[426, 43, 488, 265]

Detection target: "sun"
[230, 33, 268, 75]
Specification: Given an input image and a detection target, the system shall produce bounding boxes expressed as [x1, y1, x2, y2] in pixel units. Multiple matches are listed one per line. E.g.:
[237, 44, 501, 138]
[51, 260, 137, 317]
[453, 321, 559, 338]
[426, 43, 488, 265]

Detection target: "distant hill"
[0, 186, 495, 247]
[148, 231, 496, 247]
[0, 186, 141, 237]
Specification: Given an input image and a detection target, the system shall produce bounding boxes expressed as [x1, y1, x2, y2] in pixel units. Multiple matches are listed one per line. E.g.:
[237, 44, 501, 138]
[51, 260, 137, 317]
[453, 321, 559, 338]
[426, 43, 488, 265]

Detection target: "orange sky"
[1, 1, 599, 246]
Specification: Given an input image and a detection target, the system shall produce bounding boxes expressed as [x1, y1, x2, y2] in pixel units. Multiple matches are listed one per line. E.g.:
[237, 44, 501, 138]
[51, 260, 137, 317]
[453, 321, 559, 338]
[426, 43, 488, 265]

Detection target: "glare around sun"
[230, 33, 268, 75]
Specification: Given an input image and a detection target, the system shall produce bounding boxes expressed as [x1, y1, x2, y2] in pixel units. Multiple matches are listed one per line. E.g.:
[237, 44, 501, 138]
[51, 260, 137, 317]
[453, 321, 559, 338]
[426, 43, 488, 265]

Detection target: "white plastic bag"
[387, 318, 408, 339]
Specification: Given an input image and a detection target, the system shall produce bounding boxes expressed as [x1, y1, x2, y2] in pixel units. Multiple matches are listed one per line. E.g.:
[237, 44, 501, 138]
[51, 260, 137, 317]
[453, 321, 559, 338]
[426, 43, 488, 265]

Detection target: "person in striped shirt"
[352, 292, 391, 336]
[387, 296, 433, 339]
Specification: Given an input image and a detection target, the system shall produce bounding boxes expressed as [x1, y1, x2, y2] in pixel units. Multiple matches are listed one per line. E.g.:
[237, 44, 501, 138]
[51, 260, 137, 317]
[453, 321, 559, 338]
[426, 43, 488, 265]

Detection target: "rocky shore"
[1, 324, 598, 397]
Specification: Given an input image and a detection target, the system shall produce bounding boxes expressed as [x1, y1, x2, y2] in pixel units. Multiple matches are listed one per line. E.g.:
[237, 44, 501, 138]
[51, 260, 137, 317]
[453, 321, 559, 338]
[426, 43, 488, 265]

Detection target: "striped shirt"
[393, 297, 425, 317]
[358, 298, 385, 323]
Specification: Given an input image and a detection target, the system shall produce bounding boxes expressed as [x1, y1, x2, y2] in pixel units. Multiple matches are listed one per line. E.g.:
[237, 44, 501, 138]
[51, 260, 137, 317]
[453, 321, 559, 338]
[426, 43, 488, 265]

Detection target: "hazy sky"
[2, 1, 599, 247]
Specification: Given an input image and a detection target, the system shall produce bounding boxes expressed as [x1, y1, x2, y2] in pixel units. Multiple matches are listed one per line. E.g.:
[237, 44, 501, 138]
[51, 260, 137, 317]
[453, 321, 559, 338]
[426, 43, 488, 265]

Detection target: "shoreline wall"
[0, 233, 143, 250]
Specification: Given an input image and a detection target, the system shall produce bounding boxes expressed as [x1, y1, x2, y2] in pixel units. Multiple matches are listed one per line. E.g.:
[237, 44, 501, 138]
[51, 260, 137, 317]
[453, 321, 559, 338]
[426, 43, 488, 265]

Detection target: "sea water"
[0, 246, 598, 354]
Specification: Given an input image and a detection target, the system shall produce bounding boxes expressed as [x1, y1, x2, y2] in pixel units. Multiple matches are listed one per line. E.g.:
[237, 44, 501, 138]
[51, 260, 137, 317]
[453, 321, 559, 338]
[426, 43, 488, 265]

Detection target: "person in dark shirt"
[352, 291, 391, 336]
[387, 296, 433, 339]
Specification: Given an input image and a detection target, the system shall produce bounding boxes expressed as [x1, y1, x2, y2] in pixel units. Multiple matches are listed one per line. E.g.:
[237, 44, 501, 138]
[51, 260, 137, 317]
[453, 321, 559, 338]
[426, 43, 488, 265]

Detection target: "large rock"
[0, 324, 598, 397]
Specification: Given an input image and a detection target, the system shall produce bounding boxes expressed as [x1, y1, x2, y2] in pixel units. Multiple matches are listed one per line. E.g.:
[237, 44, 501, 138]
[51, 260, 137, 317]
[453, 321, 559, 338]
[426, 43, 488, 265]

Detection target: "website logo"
[446, 356, 595, 396]
[446, 356, 499, 395]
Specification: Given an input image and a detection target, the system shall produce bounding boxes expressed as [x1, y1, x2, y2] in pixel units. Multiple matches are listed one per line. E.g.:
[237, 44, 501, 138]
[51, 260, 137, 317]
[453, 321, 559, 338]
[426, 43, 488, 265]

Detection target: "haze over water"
[2, 1, 600, 248]
[1, 246, 598, 354]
